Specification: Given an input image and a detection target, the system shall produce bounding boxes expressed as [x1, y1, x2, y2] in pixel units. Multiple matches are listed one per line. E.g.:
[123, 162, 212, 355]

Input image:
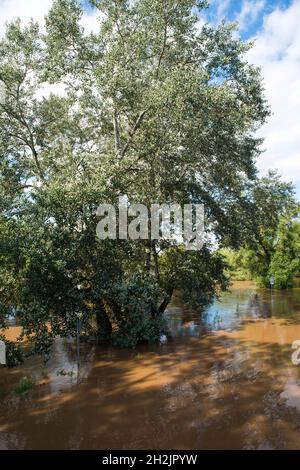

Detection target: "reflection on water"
[1, 281, 300, 449]
[167, 281, 300, 335]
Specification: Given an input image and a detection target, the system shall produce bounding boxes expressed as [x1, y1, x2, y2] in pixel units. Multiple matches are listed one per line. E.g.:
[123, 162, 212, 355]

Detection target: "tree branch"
[117, 110, 146, 160]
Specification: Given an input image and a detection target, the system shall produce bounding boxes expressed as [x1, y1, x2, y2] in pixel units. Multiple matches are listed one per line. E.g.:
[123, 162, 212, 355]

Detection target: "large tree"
[0, 0, 269, 357]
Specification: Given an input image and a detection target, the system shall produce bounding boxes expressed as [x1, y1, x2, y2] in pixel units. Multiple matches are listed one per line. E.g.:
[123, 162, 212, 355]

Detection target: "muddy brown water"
[1, 281, 300, 450]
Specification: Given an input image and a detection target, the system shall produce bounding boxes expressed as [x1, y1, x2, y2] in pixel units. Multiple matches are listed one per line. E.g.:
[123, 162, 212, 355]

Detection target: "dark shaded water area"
[1, 281, 300, 449]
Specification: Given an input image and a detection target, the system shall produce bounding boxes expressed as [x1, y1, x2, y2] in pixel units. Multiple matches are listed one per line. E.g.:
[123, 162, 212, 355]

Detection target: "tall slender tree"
[0, 0, 270, 356]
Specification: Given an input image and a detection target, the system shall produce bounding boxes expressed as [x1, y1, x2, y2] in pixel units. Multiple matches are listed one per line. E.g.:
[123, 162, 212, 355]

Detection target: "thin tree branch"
[117, 110, 146, 160]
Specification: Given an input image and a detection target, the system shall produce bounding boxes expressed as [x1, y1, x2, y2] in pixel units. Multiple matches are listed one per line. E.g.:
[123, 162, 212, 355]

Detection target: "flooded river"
[1, 281, 300, 450]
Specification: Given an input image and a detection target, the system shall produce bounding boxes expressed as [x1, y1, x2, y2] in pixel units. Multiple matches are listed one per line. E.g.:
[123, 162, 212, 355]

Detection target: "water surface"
[1, 281, 300, 450]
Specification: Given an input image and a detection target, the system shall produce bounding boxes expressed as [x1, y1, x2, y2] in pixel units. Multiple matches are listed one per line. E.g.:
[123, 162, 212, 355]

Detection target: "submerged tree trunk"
[159, 278, 175, 314]
[158, 290, 173, 314]
[96, 300, 112, 343]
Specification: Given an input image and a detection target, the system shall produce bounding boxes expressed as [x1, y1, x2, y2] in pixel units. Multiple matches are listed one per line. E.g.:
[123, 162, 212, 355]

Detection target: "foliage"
[263, 218, 300, 288]
[159, 245, 230, 309]
[56, 369, 74, 377]
[220, 247, 254, 281]
[110, 274, 168, 348]
[220, 172, 300, 288]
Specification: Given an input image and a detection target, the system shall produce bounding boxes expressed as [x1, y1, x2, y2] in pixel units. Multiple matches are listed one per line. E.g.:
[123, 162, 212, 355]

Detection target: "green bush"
[110, 274, 168, 348]
[219, 248, 254, 281]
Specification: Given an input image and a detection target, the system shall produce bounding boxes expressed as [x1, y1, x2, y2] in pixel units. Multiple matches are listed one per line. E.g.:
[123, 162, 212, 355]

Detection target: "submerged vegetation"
[0, 0, 298, 361]
[14, 377, 35, 397]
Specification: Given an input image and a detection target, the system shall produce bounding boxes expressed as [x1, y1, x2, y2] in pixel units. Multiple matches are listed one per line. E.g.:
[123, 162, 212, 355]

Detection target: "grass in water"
[134, 353, 145, 360]
[14, 377, 35, 397]
[56, 369, 74, 377]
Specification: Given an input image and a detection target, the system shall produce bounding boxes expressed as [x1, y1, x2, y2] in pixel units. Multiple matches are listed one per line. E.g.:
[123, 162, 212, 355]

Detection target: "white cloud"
[0, 0, 101, 37]
[35, 82, 67, 101]
[216, 0, 231, 22]
[236, 0, 265, 32]
[0, 0, 53, 36]
[81, 9, 103, 34]
[208, 0, 232, 24]
[246, 0, 300, 193]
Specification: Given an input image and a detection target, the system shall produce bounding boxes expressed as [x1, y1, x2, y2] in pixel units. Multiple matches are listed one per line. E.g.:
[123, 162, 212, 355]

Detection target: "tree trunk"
[145, 240, 151, 272]
[152, 242, 160, 281]
[96, 300, 112, 343]
[158, 280, 175, 315]
[113, 108, 121, 156]
[158, 292, 173, 314]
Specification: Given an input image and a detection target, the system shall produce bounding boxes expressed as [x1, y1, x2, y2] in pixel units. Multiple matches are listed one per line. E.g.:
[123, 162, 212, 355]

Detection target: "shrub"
[110, 274, 168, 348]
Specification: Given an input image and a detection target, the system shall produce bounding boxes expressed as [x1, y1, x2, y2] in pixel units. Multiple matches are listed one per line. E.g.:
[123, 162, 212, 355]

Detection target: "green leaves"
[44, 0, 83, 80]
[109, 273, 168, 348]
[221, 172, 299, 288]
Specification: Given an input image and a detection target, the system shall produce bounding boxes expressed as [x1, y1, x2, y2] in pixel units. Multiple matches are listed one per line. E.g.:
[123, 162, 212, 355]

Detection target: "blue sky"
[0, 0, 299, 199]
[199, 1, 300, 200]
[206, 0, 294, 38]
